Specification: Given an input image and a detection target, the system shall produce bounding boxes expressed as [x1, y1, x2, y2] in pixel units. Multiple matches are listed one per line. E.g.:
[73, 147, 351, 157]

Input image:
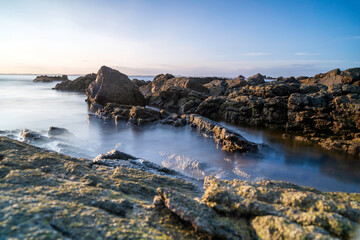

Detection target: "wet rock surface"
[1, 136, 358, 239]
[53, 73, 96, 92]
[93, 102, 258, 154]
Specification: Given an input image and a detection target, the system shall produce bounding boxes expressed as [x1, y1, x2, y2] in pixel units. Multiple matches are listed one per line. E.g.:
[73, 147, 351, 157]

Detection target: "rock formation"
[53, 73, 96, 92]
[141, 68, 360, 157]
[86, 66, 146, 106]
[33, 75, 68, 82]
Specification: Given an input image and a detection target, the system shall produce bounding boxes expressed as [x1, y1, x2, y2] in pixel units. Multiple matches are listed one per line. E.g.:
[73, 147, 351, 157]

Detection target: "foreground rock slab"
[0, 137, 203, 239]
[0, 137, 359, 239]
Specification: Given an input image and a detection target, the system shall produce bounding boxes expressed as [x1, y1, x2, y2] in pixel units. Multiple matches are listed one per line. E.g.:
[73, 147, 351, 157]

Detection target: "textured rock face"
[161, 114, 258, 153]
[33, 75, 68, 82]
[201, 177, 360, 240]
[94, 103, 258, 154]
[0, 137, 201, 239]
[144, 68, 360, 156]
[86, 66, 145, 106]
[148, 87, 208, 113]
[93, 103, 167, 125]
[53, 73, 96, 92]
[247, 73, 265, 85]
[301, 68, 360, 87]
[0, 137, 359, 239]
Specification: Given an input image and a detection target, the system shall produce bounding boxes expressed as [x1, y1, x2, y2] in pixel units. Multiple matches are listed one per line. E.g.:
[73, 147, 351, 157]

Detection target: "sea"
[0, 74, 359, 192]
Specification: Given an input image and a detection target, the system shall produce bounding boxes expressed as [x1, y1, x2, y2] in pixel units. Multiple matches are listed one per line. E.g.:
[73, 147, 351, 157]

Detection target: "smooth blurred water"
[0, 74, 359, 192]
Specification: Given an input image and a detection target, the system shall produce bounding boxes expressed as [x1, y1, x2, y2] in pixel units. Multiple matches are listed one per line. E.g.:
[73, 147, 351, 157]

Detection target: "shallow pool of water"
[0, 74, 359, 192]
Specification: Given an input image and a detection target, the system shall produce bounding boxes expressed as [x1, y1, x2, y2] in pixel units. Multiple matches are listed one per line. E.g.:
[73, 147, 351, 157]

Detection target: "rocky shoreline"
[51, 66, 360, 157]
[0, 136, 359, 239]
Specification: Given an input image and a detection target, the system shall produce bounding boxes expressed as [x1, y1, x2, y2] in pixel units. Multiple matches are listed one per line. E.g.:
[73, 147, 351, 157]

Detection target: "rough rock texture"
[2, 137, 358, 239]
[301, 68, 360, 87]
[145, 68, 360, 156]
[132, 78, 151, 88]
[93, 103, 258, 154]
[33, 75, 68, 82]
[201, 177, 360, 240]
[161, 114, 258, 153]
[93, 103, 168, 125]
[53, 74, 96, 92]
[0, 137, 203, 239]
[247, 73, 265, 85]
[86, 66, 145, 106]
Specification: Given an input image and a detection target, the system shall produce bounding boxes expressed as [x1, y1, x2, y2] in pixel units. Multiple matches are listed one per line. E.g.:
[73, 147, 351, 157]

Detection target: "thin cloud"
[243, 52, 271, 56]
[294, 52, 320, 56]
[333, 36, 360, 41]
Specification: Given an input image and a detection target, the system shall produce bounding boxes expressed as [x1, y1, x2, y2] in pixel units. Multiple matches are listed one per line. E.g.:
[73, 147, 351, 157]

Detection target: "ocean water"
[0, 74, 359, 192]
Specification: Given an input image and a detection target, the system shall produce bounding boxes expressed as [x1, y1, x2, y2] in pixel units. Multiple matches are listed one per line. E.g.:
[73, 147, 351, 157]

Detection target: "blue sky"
[0, 0, 359, 77]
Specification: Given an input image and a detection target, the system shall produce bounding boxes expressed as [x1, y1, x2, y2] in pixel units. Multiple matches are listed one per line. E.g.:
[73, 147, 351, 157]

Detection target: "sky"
[0, 0, 359, 77]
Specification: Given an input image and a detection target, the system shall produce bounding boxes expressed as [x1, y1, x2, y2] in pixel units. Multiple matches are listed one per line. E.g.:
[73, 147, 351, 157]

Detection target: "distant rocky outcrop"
[33, 75, 68, 82]
[300, 68, 360, 87]
[86, 66, 146, 106]
[53, 73, 96, 92]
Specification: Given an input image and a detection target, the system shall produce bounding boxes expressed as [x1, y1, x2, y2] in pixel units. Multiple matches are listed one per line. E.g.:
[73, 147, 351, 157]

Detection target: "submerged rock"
[47, 126, 74, 138]
[162, 114, 258, 153]
[86, 66, 146, 106]
[20, 129, 46, 142]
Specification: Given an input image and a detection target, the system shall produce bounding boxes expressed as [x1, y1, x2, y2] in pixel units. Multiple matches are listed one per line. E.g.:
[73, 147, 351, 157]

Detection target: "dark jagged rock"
[148, 87, 208, 113]
[247, 73, 265, 85]
[93, 102, 258, 154]
[132, 78, 151, 88]
[47, 127, 74, 138]
[161, 114, 258, 153]
[94, 103, 166, 125]
[53, 73, 96, 92]
[203, 80, 229, 96]
[300, 68, 360, 87]
[86, 66, 145, 106]
[144, 68, 360, 156]
[33, 75, 68, 82]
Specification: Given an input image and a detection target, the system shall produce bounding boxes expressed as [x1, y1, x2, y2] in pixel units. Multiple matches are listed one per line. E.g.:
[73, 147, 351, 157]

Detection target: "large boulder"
[86, 66, 145, 106]
[151, 73, 175, 92]
[247, 73, 265, 85]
